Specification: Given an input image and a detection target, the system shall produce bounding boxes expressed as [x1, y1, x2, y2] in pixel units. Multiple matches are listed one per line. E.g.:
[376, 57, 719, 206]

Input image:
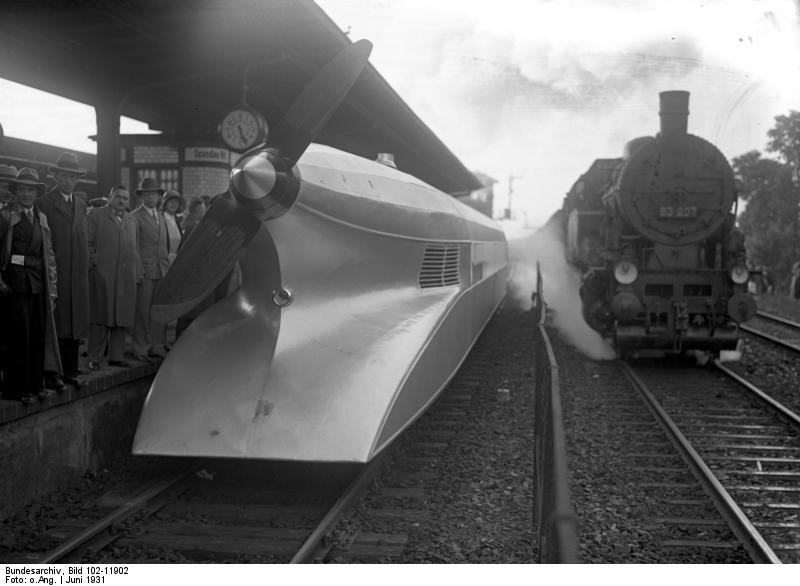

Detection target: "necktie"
[152, 209, 159, 225]
[25, 208, 33, 223]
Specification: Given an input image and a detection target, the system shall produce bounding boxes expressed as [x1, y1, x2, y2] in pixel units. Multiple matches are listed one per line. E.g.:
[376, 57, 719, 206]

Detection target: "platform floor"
[0, 327, 174, 425]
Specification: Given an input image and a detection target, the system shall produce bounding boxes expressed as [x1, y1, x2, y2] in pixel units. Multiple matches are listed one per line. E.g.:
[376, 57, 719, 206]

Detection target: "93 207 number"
[659, 205, 697, 218]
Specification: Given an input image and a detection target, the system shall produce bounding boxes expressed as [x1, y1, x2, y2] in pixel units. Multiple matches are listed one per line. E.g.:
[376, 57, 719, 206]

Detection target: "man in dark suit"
[0, 168, 62, 403]
[36, 152, 91, 389]
[132, 177, 170, 360]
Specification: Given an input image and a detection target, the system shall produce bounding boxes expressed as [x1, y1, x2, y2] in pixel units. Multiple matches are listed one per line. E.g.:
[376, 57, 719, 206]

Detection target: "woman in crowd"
[161, 190, 184, 267]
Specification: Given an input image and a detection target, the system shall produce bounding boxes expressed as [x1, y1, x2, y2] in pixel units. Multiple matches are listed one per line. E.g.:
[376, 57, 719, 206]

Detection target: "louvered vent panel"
[419, 246, 460, 288]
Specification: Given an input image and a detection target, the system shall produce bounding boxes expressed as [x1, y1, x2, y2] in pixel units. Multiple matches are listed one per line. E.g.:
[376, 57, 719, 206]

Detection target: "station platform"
[0, 357, 159, 424]
[0, 349, 162, 521]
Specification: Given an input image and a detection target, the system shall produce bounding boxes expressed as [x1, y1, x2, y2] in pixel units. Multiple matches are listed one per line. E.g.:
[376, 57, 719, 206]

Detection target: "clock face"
[219, 108, 266, 152]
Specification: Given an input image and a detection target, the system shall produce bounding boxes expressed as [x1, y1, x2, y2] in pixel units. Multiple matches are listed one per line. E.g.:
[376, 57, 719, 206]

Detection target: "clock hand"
[237, 125, 247, 145]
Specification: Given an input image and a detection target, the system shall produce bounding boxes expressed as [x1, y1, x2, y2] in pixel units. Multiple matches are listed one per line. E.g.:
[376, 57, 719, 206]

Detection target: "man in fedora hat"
[0, 168, 62, 403]
[132, 176, 170, 360]
[36, 152, 90, 390]
[0, 164, 18, 209]
[87, 186, 142, 371]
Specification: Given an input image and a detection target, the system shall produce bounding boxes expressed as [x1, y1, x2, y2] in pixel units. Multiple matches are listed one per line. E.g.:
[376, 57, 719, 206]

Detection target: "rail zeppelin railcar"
[132, 143, 509, 462]
[562, 91, 756, 354]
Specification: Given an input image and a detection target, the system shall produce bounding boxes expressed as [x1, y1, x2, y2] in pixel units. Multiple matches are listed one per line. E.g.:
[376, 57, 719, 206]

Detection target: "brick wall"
[120, 167, 130, 192]
[182, 166, 230, 199]
[133, 145, 179, 164]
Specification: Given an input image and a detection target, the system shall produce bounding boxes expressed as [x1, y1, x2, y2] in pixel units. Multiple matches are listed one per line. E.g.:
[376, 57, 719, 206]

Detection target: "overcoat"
[132, 205, 170, 279]
[36, 188, 90, 339]
[0, 206, 63, 374]
[87, 206, 143, 327]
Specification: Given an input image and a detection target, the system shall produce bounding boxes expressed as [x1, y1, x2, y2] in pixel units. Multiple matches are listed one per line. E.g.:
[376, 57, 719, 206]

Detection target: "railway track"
[741, 311, 800, 353]
[36, 387, 481, 563]
[33, 309, 520, 564]
[622, 360, 800, 563]
[38, 459, 369, 563]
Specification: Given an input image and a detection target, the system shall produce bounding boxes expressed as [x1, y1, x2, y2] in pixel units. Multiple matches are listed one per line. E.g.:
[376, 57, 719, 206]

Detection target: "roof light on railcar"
[614, 260, 638, 285]
[730, 265, 749, 285]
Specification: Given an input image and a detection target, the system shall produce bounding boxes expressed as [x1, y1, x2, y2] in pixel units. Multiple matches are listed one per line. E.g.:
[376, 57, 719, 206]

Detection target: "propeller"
[151, 39, 373, 323]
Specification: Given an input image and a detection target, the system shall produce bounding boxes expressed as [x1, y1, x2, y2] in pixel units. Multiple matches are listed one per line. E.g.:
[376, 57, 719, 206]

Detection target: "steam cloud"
[318, 0, 800, 228]
[506, 214, 616, 360]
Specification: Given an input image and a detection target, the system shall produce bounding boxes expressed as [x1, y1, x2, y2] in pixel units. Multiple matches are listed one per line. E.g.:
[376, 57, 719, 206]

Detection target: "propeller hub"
[229, 148, 301, 221]
[230, 152, 278, 200]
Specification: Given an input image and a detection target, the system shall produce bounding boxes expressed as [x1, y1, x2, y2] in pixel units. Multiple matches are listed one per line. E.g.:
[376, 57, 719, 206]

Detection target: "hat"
[161, 190, 185, 212]
[135, 176, 165, 196]
[50, 152, 87, 176]
[0, 164, 18, 181]
[10, 167, 46, 197]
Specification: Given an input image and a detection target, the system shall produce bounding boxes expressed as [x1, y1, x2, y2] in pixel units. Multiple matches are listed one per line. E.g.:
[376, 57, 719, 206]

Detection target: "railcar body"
[563, 91, 756, 353]
[132, 144, 508, 462]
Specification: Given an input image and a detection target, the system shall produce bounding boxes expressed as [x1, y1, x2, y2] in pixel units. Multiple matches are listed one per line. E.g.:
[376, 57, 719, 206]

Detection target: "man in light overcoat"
[87, 186, 143, 369]
[132, 177, 170, 359]
[36, 152, 90, 389]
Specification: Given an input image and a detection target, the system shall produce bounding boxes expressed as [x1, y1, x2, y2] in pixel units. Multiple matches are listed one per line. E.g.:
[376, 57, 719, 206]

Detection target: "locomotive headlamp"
[730, 265, 749, 285]
[614, 261, 638, 285]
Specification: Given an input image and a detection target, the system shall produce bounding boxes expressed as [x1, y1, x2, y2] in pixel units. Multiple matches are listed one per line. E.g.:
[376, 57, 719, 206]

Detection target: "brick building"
[1, 134, 236, 208]
[120, 135, 232, 208]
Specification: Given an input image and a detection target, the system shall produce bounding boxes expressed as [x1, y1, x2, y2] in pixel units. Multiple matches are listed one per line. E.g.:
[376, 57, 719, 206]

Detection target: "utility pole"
[506, 174, 522, 220]
[505, 174, 515, 219]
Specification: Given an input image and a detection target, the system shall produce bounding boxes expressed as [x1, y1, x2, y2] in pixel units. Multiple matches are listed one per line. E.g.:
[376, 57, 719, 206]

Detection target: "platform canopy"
[0, 0, 480, 194]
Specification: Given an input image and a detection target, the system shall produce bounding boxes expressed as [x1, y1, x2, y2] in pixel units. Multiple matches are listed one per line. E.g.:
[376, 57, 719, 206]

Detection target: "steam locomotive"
[563, 91, 756, 354]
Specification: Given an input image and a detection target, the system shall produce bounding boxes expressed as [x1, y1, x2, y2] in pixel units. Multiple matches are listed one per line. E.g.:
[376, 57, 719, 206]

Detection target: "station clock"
[219, 106, 267, 152]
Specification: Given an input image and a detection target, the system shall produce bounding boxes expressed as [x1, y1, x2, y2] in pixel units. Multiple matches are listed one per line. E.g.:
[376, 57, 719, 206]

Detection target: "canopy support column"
[94, 96, 121, 198]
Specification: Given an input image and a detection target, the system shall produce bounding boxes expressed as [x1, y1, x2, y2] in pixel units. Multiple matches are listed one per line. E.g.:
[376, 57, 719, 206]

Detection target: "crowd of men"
[0, 152, 207, 404]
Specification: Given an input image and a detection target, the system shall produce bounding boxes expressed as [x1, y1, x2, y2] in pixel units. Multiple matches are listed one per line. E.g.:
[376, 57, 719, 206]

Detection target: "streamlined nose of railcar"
[132, 226, 283, 458]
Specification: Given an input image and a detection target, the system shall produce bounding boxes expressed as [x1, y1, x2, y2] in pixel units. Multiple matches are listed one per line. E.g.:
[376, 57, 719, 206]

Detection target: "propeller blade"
[267, 39, 372, 163]
[149, 40, 372, 322]
[150, 193, 261, 323]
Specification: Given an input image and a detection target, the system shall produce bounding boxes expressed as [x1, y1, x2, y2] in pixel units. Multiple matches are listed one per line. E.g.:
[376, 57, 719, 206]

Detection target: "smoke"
[506, 213, 616, 360]
[318, 0, 800, 228]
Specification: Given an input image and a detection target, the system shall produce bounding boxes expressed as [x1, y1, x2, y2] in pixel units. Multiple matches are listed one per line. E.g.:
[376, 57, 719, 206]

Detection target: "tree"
[734, 150, 799, 285]
[767, 111, 800, 183]
[734, 111, 800, 289]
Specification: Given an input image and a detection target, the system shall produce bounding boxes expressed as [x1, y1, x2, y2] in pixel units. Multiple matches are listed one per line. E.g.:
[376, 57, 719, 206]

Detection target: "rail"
[38, 465, 197, 563]
[740, 311, 800, 354]
[619, 363, 782, 563]
[532, 262, 579, 563]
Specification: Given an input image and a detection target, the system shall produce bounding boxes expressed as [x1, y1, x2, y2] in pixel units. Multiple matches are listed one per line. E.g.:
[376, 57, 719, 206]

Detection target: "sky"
[2, 0, 799, 228]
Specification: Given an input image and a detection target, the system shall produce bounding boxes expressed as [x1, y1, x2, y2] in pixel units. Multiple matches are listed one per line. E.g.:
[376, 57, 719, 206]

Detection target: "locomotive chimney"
[659, 90, 690, 136]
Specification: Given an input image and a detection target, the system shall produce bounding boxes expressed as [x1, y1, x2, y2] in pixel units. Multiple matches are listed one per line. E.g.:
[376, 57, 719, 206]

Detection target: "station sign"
[185, 147, 230, 164]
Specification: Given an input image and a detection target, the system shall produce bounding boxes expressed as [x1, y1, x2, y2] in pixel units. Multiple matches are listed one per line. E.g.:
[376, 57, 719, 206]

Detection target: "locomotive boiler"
[563, 91, 756, 354]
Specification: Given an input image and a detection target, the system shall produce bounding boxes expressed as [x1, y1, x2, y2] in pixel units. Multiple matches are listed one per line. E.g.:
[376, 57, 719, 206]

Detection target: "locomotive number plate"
[659, 205, 697, 218]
